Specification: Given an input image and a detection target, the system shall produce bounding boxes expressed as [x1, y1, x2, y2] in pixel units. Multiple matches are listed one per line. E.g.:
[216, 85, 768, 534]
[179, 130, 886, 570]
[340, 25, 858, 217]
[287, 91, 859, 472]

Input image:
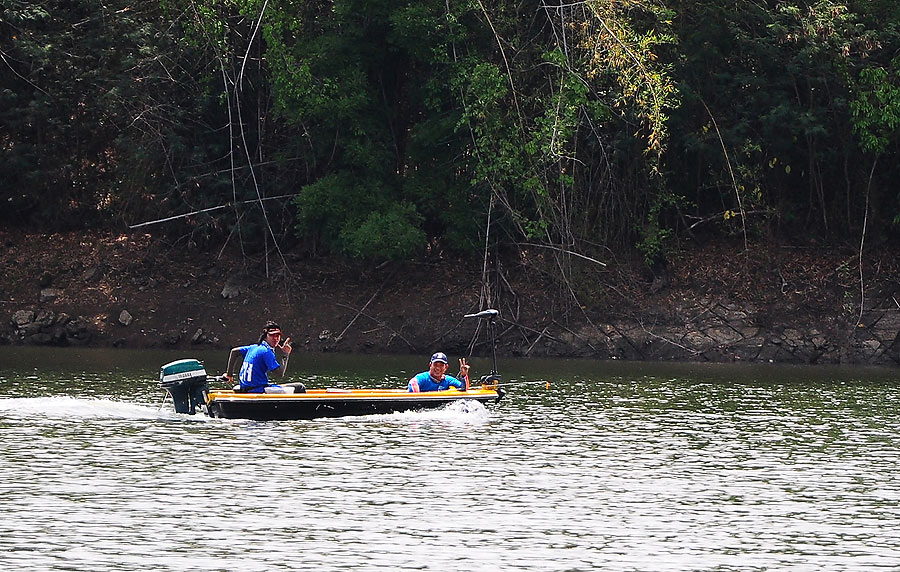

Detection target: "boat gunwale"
[206, 387, 500, 402]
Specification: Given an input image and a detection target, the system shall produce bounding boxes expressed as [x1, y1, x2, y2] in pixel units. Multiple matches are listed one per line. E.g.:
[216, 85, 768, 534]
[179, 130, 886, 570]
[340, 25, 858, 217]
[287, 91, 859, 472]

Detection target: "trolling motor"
[159, 359, 209, 414]
[464, 309, 507, 401]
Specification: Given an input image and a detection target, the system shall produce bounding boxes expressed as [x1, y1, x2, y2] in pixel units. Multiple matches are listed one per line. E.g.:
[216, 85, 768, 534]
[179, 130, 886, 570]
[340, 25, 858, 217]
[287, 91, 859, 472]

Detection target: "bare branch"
[128, 194, 299, 229]
[517, 242, 607, 266]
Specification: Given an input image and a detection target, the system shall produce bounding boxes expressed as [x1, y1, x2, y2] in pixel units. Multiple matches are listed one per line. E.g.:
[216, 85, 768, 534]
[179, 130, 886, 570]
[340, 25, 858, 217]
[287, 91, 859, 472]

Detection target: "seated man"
[408, 352, 470, 392]
[224, 321, 304, 393]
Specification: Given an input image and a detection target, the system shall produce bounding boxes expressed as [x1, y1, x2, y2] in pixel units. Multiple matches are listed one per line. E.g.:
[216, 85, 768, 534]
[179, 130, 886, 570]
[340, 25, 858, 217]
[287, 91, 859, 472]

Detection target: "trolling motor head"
[464, 309, 501, 389]
[464, 309, 499, 320]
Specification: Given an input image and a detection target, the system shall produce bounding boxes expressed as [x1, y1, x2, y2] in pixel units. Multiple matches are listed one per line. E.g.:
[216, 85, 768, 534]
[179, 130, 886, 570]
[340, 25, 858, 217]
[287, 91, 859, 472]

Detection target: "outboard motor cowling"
[160, 359, 209, 414]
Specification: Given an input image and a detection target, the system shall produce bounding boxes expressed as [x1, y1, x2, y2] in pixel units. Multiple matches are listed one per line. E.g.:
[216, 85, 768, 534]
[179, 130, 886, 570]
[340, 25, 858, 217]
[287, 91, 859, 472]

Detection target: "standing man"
[225, 321, 299, 393]
[408, 352, 470, 392]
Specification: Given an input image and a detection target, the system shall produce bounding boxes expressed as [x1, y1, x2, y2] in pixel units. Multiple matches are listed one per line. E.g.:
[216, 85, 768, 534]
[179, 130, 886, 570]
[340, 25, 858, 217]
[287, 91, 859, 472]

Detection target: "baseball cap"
[430, 352, 449, 364]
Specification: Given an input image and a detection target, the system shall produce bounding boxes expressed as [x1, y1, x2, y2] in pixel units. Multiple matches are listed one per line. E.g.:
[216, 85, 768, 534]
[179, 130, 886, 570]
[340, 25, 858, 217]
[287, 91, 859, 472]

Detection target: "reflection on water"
[1, 347, 899, 571]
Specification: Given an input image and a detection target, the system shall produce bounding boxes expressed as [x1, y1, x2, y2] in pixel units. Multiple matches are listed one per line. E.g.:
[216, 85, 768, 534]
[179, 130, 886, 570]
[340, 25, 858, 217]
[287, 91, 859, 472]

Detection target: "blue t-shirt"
[408, 371, 464, 392]
[236, 341, 281, 393]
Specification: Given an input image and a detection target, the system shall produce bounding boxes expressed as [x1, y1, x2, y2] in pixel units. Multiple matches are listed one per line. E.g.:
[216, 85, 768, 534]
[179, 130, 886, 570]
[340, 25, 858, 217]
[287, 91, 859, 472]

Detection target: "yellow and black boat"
[202, 386, 502, 421]
[159, 309, 506, 421]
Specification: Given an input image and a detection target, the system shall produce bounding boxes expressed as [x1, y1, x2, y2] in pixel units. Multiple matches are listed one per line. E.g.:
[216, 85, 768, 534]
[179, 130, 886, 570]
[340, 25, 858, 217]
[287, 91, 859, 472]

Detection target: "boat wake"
[349, 399, 492, 424]
[0, 395, 492, 424]
[0, 395, 188, 421]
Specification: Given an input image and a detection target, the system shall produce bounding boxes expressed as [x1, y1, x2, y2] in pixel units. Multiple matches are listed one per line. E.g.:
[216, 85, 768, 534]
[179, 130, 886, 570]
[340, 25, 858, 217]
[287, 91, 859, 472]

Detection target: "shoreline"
[3, 231, 900, 367]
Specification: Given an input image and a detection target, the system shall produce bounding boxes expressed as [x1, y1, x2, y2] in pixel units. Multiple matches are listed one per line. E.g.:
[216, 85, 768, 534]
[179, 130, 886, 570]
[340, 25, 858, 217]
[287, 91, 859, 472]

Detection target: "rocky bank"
[3, 231, 900, 366]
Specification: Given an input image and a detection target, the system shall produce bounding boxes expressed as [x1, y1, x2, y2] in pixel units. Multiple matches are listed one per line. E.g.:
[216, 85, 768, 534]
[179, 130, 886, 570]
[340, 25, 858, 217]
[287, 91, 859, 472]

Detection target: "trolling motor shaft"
[464, 309, 502, 391]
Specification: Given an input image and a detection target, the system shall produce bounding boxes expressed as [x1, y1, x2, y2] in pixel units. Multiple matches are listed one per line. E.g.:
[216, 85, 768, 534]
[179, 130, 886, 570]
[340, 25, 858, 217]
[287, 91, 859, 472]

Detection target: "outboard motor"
[160, 359, 209, 414]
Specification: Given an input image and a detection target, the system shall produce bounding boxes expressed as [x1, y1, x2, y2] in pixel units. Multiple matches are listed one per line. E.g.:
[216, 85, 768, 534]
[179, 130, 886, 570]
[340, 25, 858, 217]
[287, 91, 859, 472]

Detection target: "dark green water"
[1, 347, 898, 571]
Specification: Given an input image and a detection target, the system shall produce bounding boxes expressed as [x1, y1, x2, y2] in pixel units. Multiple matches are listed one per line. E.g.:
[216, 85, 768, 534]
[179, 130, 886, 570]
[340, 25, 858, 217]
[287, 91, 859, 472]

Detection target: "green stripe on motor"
[160, 359, 205, 376]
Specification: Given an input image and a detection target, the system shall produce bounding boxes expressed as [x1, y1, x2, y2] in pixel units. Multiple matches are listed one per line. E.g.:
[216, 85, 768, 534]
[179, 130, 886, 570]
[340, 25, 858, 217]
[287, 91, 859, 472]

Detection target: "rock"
[119, 310, 133, 326]
[18, 322, 43, 337]
[50, 327, 66, 344]
[35, 310, 55, 327]
[82, 267, 102, 284]
[7, 308, 95, 346]
[782, 328, 803, 347]
[40, 288, 63, 303]
[221, 278, 247, 299]
[733, 325, 761, 338]
[65, 317, 91, 340]
[683, 331, 711, 349]
[862, 339, 881, 351]
[29, 333, 54, 345]
[703, 326, 744, 346]
[162, 331, 181, 345]
[12, 309, 35, 326]
[733, 335, 766, 361]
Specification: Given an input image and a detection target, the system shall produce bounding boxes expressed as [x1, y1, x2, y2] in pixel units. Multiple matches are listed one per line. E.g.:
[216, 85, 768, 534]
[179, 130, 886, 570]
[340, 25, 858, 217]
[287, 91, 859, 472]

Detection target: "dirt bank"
[3, 230, 900, 366]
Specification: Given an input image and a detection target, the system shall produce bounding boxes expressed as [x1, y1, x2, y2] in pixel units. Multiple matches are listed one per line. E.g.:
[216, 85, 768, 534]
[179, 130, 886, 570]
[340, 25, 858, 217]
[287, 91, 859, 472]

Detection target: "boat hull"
[204, 388, 502, 421]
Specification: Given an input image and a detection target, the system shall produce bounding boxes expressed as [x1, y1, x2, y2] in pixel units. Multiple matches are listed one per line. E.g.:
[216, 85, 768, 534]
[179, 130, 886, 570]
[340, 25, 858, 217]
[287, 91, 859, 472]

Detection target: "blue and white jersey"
[236, 341, 281, 393]
[408, 371, 464, 392]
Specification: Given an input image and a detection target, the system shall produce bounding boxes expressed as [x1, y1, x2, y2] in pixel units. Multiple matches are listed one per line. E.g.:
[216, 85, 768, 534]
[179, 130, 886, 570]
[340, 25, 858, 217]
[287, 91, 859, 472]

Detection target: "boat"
[159, 309, 507, 420]
[201, 387, 502, 421]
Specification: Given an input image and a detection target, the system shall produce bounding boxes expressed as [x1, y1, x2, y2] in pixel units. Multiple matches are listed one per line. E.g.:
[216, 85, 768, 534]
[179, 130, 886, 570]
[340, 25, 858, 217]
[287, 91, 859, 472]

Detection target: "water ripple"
[3, 361, 900, 570]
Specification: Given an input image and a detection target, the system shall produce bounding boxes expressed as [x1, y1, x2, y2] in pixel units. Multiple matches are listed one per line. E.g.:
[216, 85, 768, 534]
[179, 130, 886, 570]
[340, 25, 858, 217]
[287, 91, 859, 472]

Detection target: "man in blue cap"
[407, 351, 470, 392]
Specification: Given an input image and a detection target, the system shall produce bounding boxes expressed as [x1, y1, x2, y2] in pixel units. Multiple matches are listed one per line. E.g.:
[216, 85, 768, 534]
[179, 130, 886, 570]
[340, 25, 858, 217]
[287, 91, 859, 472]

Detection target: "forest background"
[3, 1, 900, 365]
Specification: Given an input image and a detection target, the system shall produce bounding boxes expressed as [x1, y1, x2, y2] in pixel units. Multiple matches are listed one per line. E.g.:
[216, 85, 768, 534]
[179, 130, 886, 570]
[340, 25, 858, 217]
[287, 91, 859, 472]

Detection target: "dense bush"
[3, 0, 900, 263]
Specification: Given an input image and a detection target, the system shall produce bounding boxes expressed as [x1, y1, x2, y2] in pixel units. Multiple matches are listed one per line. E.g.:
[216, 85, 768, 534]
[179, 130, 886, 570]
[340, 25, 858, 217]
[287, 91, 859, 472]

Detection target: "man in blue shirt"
[224, 321, 296, 393]
[408, 352, 470, 392]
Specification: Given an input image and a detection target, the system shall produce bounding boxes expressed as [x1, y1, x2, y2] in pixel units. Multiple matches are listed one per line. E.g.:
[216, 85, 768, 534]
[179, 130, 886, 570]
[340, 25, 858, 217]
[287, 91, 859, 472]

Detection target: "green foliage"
[851, 62, 900, 154]
[339, 203, 426, 261]
[637, 186, 681, 267]
[6, 0, 900, 263]
[579, 0, 678, 158]
[0, 0, 238, 234]
[293, 173, 427, 259]
[851, 57, 900, 224]
[3, 3, 115, 224]
[253, 0, 482, 258]
[665, 1, 900, 241]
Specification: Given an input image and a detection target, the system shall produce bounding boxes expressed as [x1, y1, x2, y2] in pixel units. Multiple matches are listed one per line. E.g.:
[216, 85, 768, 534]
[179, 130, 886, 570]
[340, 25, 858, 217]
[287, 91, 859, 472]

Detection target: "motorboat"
[160, 309, 506, 420]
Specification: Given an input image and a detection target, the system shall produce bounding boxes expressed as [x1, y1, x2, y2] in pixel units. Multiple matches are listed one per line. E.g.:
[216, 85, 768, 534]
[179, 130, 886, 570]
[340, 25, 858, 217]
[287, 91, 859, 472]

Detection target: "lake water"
[1, 346, 899, 571]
